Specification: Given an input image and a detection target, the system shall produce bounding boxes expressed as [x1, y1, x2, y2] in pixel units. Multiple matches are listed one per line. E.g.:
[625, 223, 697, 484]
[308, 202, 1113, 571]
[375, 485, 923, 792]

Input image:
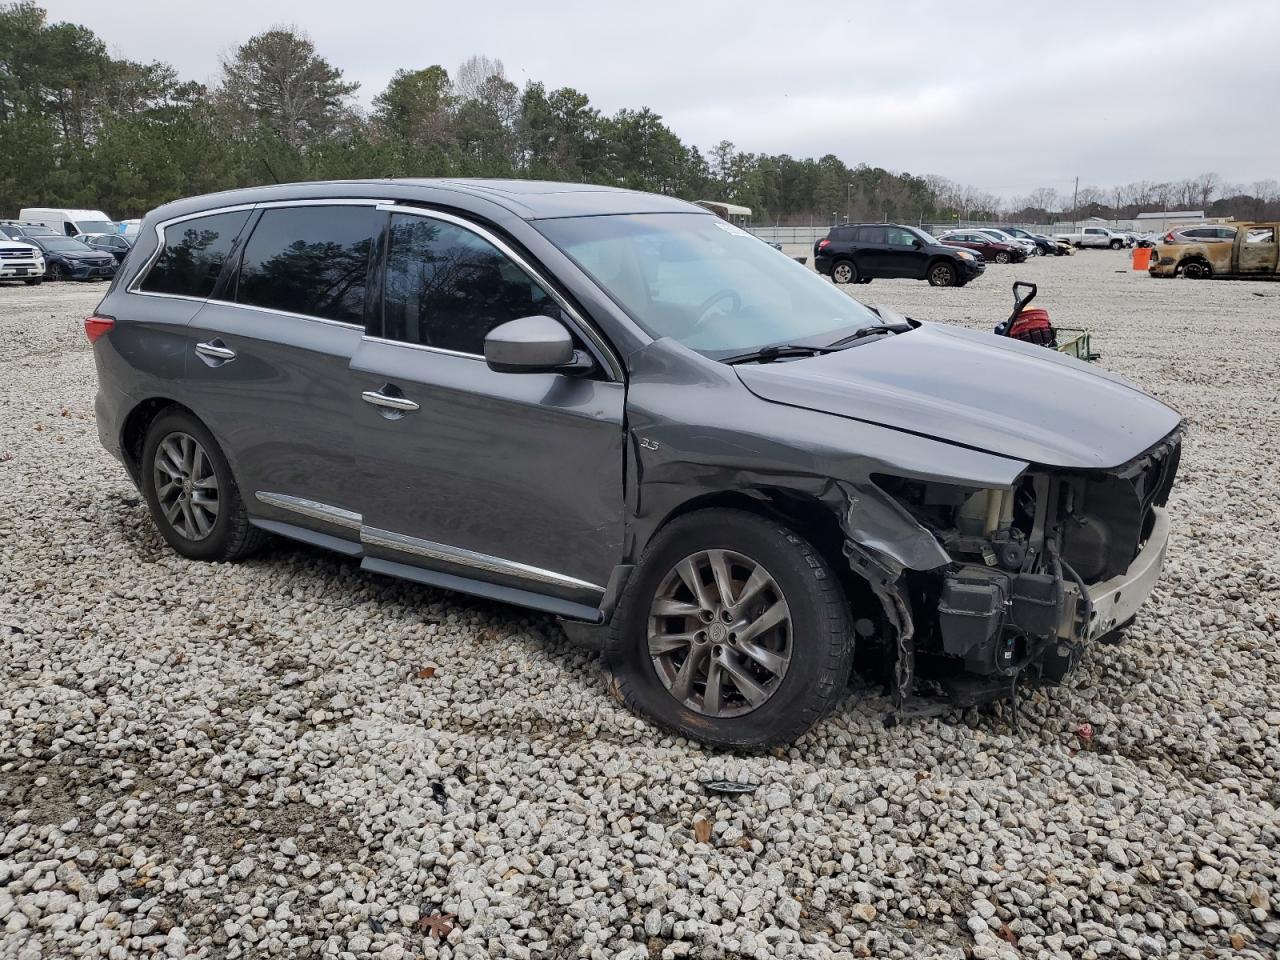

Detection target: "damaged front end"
[843, 427, 1184, 711]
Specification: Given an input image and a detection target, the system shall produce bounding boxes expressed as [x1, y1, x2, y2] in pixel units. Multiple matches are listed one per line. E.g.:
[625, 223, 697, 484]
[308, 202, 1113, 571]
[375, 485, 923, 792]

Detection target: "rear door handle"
[195, 340, 236, 362]
[361, 389, 420, 413]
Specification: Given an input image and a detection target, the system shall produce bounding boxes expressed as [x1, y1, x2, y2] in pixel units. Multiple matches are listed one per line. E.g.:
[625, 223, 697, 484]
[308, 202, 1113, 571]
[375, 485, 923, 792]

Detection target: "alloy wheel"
[930, 264, 954, 286]
[152, 431, 220, 540]
[832, 262, 854, 283]
[647, 549, 793, 718]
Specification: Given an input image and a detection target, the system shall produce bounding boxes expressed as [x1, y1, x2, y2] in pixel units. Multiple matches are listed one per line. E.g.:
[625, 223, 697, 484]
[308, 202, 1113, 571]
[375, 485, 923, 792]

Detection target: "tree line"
[1, 4, 1276, 226]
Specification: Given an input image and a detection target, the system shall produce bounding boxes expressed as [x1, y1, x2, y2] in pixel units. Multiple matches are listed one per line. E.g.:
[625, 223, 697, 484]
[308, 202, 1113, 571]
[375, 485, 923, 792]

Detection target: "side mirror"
[911, 239, 923, 249]
[484, 315, 594, 375]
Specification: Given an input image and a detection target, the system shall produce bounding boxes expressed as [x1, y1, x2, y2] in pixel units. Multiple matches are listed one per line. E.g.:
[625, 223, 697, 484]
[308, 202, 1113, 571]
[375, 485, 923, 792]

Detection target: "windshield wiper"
[824, 321, 913, 348]
[721, 343, 835, 365]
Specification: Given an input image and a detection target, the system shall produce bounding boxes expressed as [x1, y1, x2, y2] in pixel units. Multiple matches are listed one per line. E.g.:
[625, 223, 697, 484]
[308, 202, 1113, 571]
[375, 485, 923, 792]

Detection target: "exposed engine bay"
[860, 426, 1183, 711]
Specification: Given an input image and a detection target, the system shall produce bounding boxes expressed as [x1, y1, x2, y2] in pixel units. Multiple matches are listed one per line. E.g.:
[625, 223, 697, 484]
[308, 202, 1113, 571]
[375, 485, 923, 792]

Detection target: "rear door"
[855, 225, 891, 274]
[1237, 224, 1279, 274]
[348, 207, 626, 610]
[181, 201, 383, 538]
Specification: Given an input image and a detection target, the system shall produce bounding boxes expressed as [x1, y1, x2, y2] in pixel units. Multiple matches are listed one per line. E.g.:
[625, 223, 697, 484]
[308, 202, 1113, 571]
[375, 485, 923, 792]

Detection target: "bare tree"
[454, 55, 505, 102]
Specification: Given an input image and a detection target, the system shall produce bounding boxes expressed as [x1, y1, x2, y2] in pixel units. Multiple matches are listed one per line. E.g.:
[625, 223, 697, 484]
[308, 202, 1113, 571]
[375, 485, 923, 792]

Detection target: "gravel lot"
[2, 253, 1278, 960]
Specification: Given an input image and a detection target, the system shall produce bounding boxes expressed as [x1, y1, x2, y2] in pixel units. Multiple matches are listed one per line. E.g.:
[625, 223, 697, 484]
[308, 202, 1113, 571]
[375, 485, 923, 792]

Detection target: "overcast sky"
[52, 0, 1280, 198]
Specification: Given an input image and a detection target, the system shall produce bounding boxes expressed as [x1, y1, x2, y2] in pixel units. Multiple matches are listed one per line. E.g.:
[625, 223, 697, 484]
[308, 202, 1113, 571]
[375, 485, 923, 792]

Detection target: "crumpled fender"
[836, 480, 952, 576]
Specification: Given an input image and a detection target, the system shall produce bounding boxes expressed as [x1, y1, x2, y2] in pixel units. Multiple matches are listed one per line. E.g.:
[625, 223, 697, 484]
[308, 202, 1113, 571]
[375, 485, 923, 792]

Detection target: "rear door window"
[139, 210, 252, 299]
[381, 212, 556, 355]
[858, 226, 887, 244]
[235, 205, 381, 324]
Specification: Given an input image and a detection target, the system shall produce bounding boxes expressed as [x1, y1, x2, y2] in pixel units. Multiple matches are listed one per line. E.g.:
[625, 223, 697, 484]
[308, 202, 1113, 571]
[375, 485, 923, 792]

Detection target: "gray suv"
[89, 179, 1183, 748]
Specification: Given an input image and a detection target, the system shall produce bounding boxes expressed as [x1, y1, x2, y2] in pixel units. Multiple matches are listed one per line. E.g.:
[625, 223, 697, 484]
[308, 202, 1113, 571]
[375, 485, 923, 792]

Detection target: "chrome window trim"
[128, 198, 389, 305]
[255, 492, 362, 531]
[376, 203, 624, 381]
[203, 299, 365, 329]
[361, 335, 480, 361]
[360, 526, 604, 593]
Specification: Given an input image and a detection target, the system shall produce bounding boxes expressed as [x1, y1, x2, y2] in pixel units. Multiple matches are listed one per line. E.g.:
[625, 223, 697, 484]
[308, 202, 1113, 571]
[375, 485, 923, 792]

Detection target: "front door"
[884, 226, 927, 278]
[349, 209, 626, 608]
[1238, 224, 1279, 274]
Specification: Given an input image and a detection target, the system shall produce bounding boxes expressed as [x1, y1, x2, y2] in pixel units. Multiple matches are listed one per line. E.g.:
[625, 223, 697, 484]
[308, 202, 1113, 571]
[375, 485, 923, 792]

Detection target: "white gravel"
[2, 255, 1278, 960]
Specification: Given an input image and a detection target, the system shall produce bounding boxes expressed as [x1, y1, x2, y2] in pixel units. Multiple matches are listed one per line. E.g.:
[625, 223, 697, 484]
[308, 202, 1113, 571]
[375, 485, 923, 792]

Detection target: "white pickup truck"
[1054, 225, 1128, 249]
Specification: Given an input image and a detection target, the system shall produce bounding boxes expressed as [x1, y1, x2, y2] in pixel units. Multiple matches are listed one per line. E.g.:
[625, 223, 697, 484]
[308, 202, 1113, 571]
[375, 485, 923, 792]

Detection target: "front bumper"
[958, 258, 986, 279]
[0, 261, 43, 278]
[57, 260, 116, 280]
[1061, 505, 1172, 642]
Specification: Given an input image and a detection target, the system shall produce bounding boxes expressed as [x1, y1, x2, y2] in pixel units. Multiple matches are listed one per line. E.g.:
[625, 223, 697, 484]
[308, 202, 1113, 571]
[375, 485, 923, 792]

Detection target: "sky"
[49, 0, 1280, 199]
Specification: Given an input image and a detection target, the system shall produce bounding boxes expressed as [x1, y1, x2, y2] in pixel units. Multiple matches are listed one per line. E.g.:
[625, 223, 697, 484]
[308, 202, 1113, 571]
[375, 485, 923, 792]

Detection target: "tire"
[140, 409, 267, 562]
[831, 259, 856, 284]
[994, 251, 1011, 264]
[47, 263, 65, 281]
[24, 278, 42, 286]
[1181, 259, 1211, 280]
[1110, 240, 1123, 250]
[928, 261, 957, 287]
[604, 509, 854, 750]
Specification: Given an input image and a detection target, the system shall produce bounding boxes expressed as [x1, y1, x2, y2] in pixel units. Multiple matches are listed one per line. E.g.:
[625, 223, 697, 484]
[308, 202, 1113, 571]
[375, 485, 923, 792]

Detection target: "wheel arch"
[634, 486, 884, 627]
[119, 397, 202, 483]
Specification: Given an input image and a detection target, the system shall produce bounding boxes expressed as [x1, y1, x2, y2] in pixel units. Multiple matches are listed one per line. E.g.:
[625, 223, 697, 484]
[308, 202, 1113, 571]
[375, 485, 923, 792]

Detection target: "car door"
[854, 225, 891, 275]
[881, 227, 925, 278]
[348, 207, 626, 612]
[1238, 225, 1278, 274]
[180, 201, 383, 538]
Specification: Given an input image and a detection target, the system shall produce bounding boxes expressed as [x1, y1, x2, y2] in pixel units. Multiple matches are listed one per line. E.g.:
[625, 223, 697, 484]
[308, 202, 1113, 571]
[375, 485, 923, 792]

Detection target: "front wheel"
[1110, 240, 1123, 250]
[47, 263, 65, 281]
[831, 259, 857, 284]
[994, 251, 1011, 264]
[141, 409, 267, 562]
[24, 278, 42, 286]
[604, 509, 854, 750]
[928, 262, 957, 286]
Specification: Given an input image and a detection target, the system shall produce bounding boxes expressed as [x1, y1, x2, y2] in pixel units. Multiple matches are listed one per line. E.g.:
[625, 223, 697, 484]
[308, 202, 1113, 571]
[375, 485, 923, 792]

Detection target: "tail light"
[817, 238, 830, 250]
[84, 314, 114, 343]
[1163, 232, 1174, 243]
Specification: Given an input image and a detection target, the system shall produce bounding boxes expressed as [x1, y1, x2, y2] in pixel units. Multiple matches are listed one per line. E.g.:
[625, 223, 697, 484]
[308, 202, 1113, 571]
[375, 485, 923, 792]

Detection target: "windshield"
[536, 213, 881, 357]
[22, 226, 58, 236]
[41, 239, 91, 252]
[74, 220, 116, 235]
[913, 227, 943, 244]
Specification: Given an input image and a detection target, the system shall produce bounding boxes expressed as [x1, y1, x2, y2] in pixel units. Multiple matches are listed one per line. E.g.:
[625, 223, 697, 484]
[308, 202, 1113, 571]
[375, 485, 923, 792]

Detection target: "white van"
[18, 208, 117, 238]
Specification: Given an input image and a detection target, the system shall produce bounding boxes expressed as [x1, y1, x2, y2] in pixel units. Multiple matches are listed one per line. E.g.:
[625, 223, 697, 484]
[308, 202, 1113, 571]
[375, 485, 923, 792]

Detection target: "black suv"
[814, 223, 985, 287]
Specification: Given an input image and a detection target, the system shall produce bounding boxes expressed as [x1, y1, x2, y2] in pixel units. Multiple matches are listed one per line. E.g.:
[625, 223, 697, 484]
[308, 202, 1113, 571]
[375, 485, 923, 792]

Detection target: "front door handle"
[361, 389, 420, 413]
[195, 339, 236, 363]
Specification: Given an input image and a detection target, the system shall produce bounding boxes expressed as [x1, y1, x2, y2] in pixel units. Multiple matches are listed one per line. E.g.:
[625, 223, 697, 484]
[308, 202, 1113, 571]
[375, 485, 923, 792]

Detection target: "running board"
[361, 556, 603, 622]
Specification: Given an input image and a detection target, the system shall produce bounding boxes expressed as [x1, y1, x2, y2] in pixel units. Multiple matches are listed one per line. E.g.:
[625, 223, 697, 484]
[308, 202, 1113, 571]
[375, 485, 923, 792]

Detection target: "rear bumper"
[1063, 505, 1172, 642]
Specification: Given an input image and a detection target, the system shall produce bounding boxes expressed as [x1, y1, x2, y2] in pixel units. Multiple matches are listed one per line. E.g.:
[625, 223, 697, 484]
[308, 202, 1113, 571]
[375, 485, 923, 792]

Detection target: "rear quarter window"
[139, 210, 251, 299]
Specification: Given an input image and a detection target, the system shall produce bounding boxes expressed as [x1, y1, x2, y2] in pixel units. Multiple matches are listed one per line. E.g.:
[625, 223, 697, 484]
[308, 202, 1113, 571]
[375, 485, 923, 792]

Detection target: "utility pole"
[846, 183, 853, 222]
[1072, 176, 1079, 226]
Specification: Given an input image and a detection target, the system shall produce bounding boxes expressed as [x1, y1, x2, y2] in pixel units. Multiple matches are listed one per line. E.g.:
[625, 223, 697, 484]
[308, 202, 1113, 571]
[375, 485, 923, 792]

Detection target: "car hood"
[734, 322, 1182, 469]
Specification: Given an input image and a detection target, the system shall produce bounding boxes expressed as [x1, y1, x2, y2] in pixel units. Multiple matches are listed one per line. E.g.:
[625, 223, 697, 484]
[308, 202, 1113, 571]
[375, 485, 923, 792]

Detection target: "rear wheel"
[604, 509, 854, 750]
[831, 259, 857, 284]
[928, 261, 957, 287]
[1181, 259, 1212, 279]
[141, 409, 267, 562]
